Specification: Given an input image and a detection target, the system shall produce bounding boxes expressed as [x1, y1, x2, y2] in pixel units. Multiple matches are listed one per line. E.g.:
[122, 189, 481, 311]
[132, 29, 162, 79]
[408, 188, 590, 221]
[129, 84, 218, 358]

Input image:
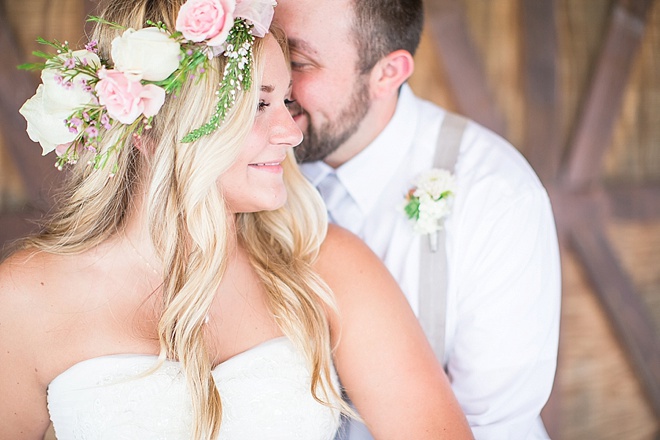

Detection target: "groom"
[275, 0, 561, 439]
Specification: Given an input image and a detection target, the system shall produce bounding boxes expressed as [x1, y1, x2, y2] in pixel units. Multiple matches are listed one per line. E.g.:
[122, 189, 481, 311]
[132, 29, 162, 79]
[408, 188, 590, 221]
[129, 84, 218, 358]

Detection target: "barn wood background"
[1, 0, 659, 439]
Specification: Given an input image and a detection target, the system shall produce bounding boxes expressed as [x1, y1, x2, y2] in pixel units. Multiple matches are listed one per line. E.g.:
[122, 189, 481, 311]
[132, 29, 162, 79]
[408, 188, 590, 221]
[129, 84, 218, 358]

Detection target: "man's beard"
[294, 75, 371, 163]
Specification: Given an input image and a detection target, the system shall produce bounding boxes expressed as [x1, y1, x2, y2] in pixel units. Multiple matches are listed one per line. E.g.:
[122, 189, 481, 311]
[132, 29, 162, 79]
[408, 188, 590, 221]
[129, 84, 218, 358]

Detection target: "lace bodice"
[47, 337, 341, 439]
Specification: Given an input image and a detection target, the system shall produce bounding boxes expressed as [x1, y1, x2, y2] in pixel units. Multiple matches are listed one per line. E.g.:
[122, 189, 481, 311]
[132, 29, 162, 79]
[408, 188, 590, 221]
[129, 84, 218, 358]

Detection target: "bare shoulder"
[316, 224, 391, 284]
[314, 228, 473, 439]
[0, 250, 65, 352]
[0, 249, 51, 319]
[0, 248, 75, 306]
[0, 250, 60, 436]
[0, 249, 86, 373]
[315, 224, 402, 309]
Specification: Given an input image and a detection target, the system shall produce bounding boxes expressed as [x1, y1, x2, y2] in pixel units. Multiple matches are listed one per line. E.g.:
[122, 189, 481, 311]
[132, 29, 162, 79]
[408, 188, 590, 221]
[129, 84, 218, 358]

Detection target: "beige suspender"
[418, 112, 467, 364]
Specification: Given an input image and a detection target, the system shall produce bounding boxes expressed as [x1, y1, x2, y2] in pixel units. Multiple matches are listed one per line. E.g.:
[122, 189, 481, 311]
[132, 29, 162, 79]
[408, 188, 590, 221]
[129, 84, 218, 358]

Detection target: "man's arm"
[448, 182, 561, 439]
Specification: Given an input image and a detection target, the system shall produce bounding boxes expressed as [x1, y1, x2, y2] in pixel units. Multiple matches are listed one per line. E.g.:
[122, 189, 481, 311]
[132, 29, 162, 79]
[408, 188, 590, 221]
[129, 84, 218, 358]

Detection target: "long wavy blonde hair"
[19, 0, 344, 437]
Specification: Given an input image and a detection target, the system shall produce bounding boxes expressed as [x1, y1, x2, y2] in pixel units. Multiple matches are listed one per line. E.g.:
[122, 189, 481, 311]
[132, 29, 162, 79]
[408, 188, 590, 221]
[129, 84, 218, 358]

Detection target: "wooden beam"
[521, 0, 561, 184]
[569, 221, 660, 419]
[83, 0, 101, 36]
[620, 0, 657, 19]
[562, 1, 655, 190]
[0, 5, 63, 209]
[606, 183, 660, 220]
[424, 0, 507, 136]
[0, 210, 41, 259]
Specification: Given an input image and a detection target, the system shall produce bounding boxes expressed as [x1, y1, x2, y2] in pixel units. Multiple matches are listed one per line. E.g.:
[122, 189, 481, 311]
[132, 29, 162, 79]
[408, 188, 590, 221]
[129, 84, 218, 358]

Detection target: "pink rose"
[55, 143, 72, 157]
[235, 0, 276, 38]
[176, 0, 236, 47]
[95, 69, 166, 124]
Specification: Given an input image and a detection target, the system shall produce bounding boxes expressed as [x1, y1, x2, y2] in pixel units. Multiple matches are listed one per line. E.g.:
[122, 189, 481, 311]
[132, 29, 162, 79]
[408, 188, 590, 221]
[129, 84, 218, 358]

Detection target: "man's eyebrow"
[287, 37, 317, 56]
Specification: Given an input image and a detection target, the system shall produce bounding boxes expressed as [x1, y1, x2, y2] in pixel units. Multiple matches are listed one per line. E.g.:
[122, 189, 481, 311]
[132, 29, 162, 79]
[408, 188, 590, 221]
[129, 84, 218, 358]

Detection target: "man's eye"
[284, 99, 296, 108]
[291, 61, 309, 71]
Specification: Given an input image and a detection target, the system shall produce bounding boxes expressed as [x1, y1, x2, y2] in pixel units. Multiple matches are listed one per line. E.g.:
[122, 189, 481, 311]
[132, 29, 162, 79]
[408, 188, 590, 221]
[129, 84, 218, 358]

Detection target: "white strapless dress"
[47, 337, 341, 439]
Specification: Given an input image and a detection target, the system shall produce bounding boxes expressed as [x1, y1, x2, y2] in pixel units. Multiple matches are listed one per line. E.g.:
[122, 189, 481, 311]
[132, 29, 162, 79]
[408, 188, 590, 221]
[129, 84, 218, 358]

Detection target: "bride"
[0, 0, 472, 438]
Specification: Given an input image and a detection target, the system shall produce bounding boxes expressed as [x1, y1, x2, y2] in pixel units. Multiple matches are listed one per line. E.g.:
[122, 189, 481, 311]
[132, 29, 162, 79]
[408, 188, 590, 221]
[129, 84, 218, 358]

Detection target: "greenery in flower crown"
[17, 0, 273, 174]
[181, 19, 254, 143]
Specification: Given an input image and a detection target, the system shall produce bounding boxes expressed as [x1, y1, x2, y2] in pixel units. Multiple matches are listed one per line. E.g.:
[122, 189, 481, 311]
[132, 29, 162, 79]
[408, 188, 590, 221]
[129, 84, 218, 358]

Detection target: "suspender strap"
[418, 112, 467, 363]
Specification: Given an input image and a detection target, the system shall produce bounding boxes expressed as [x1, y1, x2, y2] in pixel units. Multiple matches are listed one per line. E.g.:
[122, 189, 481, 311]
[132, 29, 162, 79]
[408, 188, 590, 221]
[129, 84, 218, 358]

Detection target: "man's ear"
[369, 50, 415, 99]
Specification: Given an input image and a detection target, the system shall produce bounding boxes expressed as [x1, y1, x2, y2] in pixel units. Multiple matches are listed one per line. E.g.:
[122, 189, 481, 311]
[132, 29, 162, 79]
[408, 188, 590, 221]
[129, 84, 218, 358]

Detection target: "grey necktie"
[317, 173, 362, 234]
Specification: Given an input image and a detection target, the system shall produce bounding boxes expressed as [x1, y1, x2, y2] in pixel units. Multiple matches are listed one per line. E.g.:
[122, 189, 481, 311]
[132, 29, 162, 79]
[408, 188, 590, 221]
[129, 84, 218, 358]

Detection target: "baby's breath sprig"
[180, 18, 254, 143]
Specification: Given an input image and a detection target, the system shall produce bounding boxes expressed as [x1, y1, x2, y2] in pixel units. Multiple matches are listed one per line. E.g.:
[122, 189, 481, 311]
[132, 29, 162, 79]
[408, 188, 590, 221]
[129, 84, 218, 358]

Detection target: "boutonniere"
[403, 168, 456, 252]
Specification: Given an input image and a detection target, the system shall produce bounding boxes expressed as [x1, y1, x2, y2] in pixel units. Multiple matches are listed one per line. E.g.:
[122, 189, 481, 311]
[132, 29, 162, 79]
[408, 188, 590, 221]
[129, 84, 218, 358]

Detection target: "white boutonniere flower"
[403, 168, 456, 251]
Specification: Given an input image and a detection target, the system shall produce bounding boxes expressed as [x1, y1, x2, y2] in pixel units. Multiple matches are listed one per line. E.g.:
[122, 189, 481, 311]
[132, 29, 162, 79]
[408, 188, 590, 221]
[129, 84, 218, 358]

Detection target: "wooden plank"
[83, 0, 100, 35]
[606, 183, 660, 220]
[569, 221, 660, 419]
[0, 210, 41, 259]
[521, 0, 560, 184]
[424, 0, 507, 136]
[0, 6, 63, 209]
[620, 0, 657, 19]
[563, 2, 655, 190]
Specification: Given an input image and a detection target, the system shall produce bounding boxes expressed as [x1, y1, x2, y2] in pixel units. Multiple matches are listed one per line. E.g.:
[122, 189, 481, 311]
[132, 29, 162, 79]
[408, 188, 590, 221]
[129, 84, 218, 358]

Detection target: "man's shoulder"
[456, 119, 545, 197]
[402, 92, 545, 198]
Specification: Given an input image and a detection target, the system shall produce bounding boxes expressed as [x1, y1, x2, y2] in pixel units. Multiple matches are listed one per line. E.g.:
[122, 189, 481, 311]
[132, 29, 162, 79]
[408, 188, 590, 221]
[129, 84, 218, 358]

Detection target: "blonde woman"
[0, 0, 472, 439]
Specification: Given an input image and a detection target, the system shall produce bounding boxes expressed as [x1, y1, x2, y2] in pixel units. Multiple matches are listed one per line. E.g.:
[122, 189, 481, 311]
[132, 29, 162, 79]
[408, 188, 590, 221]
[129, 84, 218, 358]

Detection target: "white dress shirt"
[302, 84, 561, 439]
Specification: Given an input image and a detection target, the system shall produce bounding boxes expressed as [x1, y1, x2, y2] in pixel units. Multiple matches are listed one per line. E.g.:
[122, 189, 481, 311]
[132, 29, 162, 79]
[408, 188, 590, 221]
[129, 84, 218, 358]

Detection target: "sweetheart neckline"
[48, 336, 289, 388]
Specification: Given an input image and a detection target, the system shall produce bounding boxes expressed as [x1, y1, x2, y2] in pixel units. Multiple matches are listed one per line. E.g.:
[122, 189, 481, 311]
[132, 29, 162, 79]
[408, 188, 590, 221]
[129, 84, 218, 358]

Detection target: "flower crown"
[19, 0, 276, 172]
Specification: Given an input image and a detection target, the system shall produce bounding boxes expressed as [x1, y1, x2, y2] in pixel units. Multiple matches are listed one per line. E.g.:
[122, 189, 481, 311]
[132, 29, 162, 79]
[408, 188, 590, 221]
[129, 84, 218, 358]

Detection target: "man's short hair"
[351, 0, 424, 73]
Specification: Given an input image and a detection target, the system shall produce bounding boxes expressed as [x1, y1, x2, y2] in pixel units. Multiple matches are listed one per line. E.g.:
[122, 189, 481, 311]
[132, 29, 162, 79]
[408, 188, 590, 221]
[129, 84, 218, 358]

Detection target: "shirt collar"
[300, 84, 419, 216]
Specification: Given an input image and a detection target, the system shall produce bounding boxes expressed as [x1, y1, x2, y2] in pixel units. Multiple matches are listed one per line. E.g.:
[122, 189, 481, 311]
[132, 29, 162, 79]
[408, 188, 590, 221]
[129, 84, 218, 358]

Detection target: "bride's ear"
[368, 50, 415, 100]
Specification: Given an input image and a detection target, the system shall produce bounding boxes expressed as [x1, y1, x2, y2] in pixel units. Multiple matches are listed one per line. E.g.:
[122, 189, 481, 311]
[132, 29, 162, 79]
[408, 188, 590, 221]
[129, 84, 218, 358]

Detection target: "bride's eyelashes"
[258, 98, 297, 113]
[258, 100, 270, 112]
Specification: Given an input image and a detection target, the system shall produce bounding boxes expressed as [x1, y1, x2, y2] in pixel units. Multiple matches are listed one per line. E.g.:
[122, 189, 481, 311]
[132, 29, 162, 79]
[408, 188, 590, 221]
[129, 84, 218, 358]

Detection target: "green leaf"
[404, 198, 421, 220]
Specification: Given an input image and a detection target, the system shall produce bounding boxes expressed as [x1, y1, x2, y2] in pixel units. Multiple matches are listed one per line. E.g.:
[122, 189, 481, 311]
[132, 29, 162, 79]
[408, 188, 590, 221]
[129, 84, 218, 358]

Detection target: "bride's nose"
[271, 106, 303, 148]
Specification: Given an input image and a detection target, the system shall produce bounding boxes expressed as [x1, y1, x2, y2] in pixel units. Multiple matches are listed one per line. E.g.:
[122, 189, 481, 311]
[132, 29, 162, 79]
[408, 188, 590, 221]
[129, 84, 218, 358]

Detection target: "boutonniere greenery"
[404, 168, 456, 251]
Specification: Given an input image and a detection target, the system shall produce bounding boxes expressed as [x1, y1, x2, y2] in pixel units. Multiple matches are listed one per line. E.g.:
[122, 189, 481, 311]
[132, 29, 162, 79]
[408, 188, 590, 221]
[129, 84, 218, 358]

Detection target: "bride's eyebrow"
[261, 84, 275, 93]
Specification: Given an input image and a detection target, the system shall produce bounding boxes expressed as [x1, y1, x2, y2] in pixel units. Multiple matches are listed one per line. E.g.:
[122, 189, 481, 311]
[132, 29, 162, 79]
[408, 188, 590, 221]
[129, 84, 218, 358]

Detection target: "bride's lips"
[248, 159, 284, 173]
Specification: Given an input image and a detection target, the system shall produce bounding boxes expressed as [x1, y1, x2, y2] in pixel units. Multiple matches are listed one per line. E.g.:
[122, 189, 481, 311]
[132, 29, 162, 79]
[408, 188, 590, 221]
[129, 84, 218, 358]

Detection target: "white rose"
[417, 168, 455, 198]
[414, 214, 438, 235]
[20, 84, 76, 155]
[19, 50, 100, 155]
[111, 27, 181, 81]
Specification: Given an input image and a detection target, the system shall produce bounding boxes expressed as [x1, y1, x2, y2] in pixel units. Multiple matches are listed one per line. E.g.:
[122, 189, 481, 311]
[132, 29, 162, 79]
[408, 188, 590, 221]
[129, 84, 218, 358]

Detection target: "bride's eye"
[258, 100, 270, 112]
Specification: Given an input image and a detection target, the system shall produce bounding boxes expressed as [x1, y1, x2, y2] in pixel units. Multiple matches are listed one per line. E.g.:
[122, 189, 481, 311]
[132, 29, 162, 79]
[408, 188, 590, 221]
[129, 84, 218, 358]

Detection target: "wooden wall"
[411, 0, 660, 182]
[1, 0, 658, 439]
[409, 1, 660, 439]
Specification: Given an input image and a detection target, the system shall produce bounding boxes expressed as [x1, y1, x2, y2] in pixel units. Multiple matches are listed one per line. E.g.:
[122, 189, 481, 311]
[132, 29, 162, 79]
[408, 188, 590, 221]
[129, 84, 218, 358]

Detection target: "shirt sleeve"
[446, 180, 561, 439]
